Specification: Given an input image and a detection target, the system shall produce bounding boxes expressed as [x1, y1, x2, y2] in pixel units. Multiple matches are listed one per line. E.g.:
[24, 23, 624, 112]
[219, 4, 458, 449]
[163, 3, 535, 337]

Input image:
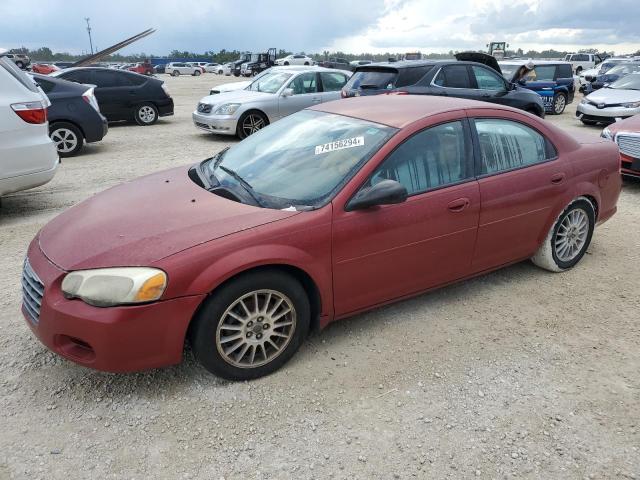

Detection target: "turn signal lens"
[134, 272, 168, 302]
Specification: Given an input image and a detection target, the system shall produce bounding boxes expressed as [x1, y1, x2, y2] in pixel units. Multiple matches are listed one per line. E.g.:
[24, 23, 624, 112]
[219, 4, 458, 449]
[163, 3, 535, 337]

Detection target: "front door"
[469, 116, 570, 272]
[277, 72, 321, 118]
[332, 120, 480, 316]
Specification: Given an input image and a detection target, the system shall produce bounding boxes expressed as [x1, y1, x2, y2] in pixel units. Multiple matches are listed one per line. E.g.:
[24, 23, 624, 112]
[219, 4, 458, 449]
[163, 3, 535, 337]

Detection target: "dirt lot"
[1, 74, 639, 480]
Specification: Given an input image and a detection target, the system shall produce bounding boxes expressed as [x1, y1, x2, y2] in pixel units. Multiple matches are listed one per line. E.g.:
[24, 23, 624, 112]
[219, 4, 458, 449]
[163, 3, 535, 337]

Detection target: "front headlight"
[61, 267, 167, 307]
[600, 127, 613, 140]
[580, 98, 588, 105]
[622, 101, 640, 108]
[214, 103, 241, 115]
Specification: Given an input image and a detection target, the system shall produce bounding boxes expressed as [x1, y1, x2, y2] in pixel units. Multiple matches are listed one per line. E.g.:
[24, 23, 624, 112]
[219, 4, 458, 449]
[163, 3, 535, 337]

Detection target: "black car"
[342, 53, 545, 117]
[154, 64, 166, 74]
[32, 73, 108, 157]
[51, 67, 174, 125]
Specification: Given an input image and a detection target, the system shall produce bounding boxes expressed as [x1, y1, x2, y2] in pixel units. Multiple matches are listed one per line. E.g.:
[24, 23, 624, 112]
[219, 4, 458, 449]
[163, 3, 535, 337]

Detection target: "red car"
[602, 115, 640, 178]
[128, 62, 154, 75]
[30, 63, 59, 75]
[22, 96, 621, 380]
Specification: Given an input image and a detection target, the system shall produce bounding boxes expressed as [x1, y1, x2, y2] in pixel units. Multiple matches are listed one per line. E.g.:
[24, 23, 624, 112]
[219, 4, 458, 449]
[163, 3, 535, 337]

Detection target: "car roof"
[270, 65, 348, 74]
[52, 66, 154, 80]
[363, 60, 443, 69]
[499, 60, 572, 66]
[310, 95, 521, 129]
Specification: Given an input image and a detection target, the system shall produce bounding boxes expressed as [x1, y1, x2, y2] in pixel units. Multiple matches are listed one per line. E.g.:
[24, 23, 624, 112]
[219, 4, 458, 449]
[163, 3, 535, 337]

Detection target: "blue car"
[499, 60, 575, 115]
[582, 61, 640, 94]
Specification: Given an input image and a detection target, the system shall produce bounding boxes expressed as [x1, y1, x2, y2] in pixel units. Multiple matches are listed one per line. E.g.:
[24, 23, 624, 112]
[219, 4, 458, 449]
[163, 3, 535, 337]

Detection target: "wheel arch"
[536, 191, 599, 249]
[49, 118, 86, 139]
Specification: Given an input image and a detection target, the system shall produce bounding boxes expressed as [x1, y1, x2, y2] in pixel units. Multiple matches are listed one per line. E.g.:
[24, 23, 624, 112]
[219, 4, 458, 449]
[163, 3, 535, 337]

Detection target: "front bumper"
[576, 103, 640, 122]
[21, 239, 205, 373]
[192, 111, 238, 135]
[621, 153, 640, 178]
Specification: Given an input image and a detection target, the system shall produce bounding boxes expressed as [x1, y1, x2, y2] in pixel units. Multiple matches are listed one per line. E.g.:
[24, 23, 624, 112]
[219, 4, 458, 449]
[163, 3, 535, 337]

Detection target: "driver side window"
[471, 66, 506, 90]
[365, 121, 472, 196]
[288, 72, 317, 95]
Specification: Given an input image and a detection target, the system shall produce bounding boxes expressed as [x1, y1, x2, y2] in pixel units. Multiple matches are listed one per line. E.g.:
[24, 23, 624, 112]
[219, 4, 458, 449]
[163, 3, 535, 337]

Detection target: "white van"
[0, 54, 58, 197]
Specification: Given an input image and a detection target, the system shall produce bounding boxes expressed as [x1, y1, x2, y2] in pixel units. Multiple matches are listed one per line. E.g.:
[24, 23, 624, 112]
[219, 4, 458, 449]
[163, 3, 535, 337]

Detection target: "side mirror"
[346, 180, 408, 212]
[282, 88, 294, 97]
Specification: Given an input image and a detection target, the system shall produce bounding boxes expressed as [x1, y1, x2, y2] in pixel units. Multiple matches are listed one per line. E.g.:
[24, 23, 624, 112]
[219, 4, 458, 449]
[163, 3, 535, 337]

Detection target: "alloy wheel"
[554, 95, 566, 114]
[138, 105, 156, 124]
[555, 208, 589, 262]
[215, 289, 296, 368]
[242, 114, 265, 136]
[51, 128, 78, 153]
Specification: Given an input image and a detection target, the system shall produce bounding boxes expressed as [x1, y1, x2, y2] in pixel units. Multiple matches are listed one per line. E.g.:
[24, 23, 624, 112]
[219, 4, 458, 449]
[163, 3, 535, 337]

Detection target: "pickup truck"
[563, 53, 603, 74]
[319, 58, 350, 70]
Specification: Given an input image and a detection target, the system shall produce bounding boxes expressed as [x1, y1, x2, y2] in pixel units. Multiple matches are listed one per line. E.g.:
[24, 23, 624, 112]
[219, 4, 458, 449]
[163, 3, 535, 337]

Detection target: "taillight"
[11, 101, 47, 124]
[81, 88, 101, 112]
[161, 83, 171, 97]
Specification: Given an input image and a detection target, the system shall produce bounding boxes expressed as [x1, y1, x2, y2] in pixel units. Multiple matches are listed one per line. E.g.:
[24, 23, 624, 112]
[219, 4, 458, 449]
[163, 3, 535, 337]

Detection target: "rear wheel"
[50, 122, 84, 157]
[304, 62, 309, 65]
[237, 111, 268, 139]
[190, 270, 310, 380]
[134, 103, 158, 126]
[15, 61, 24, 69]
[194, 69, 201, 76]
[531, 198, 595, 272]
[552, 92, 567, 115]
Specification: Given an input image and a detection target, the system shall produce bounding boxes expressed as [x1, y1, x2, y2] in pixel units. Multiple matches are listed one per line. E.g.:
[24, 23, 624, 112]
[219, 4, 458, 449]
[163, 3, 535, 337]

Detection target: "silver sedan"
[577, 73, 640, 125]
[192, 66, 352, 138]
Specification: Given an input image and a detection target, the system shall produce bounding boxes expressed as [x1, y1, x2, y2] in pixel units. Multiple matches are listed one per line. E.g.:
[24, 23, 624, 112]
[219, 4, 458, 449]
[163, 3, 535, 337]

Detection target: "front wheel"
[193, 69, 201, 76]
[134, 102, 158, 126]
[15, 61, 24, 69]
[190, 270, 310, 380]
[552, 93, 567, 115]
[237, 111, 268, 139]
[172, 70, 180, 76]
[580, 118, 599, 126]
[50, 122, 84, 157]
[531, 198, 595, 272]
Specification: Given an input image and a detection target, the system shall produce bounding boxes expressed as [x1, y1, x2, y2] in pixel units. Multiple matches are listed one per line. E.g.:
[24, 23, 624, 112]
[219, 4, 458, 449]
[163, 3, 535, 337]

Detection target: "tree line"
[9, 46, 636, 63]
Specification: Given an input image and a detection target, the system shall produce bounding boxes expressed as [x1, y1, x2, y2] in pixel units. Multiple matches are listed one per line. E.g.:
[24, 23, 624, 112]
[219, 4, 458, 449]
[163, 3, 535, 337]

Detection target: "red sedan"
[22, 96, 621, 380]
[30, 63, 59, 75]
[602, 114, 640, 178]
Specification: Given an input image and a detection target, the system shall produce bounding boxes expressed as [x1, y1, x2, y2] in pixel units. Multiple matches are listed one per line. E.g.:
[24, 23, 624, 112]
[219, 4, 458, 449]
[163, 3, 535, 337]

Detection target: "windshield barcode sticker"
[315, 136, 364, 155]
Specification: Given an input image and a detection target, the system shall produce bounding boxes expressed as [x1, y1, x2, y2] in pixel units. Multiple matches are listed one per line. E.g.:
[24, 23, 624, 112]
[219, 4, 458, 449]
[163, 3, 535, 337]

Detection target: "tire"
[194, 69, 201, 76]
[15, 61, 24, 69]
[190, 270, 310, 380]
[236, 110, 268, 139]
[531, 198, 595, 272]
[218, 69, 223, 75]
[284, 61, 289, 66]
[575, 66, 583, 75]
[304, 62, 309, 65]
[49, 122, 84, 157]
[134, 102, 158, 126]
[172, 70, 180, 76]
[580, 119, 599, 126]
[552, 92, 567, 115]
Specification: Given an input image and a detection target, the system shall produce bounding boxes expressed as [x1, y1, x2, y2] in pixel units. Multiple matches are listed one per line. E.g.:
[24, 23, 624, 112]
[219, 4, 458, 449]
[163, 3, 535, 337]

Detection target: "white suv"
[0, 56, 58, 197]
[165, 62, 200, 76]
[563, 53, 604, 74]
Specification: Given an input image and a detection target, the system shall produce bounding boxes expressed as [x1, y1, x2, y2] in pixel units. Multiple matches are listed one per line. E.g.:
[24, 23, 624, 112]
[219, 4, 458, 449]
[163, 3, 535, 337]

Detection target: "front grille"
[197, 103, 212, 114]
[617, 134, 640, 160]
[195, 122, 212, 130]
[22, 259, 44, 325]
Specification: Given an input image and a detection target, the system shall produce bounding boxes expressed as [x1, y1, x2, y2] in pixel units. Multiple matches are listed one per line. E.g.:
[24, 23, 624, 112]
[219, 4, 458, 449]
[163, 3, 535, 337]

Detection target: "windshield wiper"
[218, 165, 264, 207]
[213, 147, 230, 169]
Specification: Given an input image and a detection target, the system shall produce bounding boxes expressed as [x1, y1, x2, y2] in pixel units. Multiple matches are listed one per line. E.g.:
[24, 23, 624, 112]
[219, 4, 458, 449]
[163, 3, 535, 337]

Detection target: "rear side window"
[471, 66, 506, 90]
[474, 119, 553, 174]
[525, 65, 556, 82]
[395, 66, 433, 87]
[93, 70, 127, 88]
[557, 64, 573, 78]
[345, 69, 397, 90]
[62, 70, 93, 84]
[320, 72, 348, 91]
[123, 73, 146, 86]
[0, 56, 38, 92]
[433, 65, 472, 89]
[36, 78, 56, 93]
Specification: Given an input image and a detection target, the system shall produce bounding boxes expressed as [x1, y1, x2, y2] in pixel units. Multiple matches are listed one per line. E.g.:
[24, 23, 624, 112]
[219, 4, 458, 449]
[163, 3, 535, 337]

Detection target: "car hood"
[586, 88, 640, 104]
[200, 89, 272, 106]
[39, 166, 299, 270]
[581, 67, 599, 78]
[211, 81, 251, 93]
[608, 113, 640, 134]
[455, 52, 501, 74]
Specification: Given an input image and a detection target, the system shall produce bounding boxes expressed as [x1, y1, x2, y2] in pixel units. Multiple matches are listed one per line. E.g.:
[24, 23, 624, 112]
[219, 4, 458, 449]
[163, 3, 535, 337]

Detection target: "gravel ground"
[1, 74, 639, 480]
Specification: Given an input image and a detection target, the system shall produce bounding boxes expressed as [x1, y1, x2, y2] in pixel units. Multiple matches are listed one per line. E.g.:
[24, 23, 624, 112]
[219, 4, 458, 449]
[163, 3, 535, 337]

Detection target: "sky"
[1, 0, 639, 56]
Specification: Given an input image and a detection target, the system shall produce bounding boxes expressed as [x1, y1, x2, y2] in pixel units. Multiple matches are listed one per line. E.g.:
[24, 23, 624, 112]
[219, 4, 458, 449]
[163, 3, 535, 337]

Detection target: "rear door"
[519, 65, 558, 112]
[92, 70, 132, 120]
[278, 72, 321, 117]
[318, 71, 349, 102]
[468, 113, 570, 272]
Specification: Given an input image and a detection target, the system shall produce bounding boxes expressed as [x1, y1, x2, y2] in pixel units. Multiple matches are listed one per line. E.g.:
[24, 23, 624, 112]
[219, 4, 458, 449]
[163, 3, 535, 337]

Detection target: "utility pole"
[85, 17, 94, 55]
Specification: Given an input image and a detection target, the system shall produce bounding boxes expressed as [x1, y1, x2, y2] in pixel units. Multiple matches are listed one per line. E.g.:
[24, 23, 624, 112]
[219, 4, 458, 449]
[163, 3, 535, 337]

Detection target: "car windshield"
[498, 63, 520, 79]
[605, 63, 640, 76]
[609, 73, 640, 90]
[344, 69, 398, 90]
[204, 110, 397, 209]
[247, 71, 292, 93]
